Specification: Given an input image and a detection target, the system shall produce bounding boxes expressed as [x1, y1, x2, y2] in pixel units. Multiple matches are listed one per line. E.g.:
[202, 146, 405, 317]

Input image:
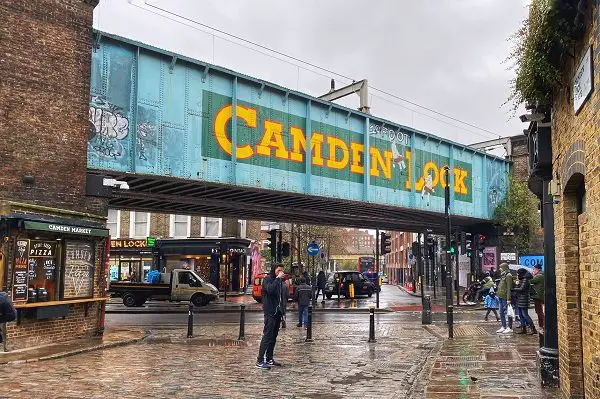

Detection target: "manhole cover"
[453, 325, 488, 336]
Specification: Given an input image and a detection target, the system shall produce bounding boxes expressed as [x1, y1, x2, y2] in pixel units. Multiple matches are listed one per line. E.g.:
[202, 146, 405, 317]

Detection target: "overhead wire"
[128, 0, 502, 140]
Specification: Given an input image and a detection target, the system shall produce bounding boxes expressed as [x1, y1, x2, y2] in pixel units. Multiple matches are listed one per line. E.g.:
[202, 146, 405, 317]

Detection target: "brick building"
[0, 0, 104, 350]
[384, 232, 414, 285]
[522, 3, 600, 397]
[107, 211, 260, 292]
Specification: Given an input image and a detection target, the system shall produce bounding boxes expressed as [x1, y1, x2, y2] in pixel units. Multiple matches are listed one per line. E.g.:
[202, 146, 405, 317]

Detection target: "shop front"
[109, 239, 153, 282]
[0, 213, 109, 351]
[153, 238, 251, 294]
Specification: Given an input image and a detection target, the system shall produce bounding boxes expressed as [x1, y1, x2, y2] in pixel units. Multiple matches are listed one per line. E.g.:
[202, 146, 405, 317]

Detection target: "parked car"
[252, 273, 295, 303]
[324, 271, 376, 299]
[381, 275, 389, 284]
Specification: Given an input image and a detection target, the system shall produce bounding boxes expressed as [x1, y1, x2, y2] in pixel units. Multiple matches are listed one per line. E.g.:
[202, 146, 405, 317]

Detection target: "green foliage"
[507, 0, 579, 109]
[493, 178, 538, 253]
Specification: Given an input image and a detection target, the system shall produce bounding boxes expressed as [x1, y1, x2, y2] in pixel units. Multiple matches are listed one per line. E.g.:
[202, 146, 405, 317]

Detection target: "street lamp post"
[444, 166, 453, 338]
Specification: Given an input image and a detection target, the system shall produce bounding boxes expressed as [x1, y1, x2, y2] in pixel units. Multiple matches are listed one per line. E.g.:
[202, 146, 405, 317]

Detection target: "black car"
[323, 271, 376, 299]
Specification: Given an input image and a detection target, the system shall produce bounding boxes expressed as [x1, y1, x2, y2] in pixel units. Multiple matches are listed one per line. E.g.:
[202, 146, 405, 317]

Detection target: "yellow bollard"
[349, 282, 355, 299]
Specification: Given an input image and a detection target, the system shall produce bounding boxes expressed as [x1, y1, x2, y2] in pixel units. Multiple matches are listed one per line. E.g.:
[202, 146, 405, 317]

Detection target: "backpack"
[0, 293, 16, 323]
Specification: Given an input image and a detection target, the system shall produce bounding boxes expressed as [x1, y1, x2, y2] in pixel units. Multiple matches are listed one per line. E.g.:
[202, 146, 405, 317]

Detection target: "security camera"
[103, 178, 130, 190]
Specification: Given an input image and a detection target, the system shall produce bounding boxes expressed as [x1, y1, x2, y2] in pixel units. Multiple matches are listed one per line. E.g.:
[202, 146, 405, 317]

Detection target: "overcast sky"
[94, 0, 530, 150]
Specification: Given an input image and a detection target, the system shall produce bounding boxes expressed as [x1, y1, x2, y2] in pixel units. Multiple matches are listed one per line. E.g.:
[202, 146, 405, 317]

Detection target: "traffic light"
[281, 242, 291, 258]
[411, 241, 421, 258]
[477, 234, 486, 251]
[461, 232, 472, 255]
[449, 238, 457, 255]
[380, 232, 392, 254]
[268, 229, 277, 259]
[425, 231, 435, 257]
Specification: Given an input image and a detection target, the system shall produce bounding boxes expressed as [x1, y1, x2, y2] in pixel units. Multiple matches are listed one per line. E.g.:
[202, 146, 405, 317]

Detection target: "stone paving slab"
[424, 322, 560, 399]
[0, 321, 440, 399]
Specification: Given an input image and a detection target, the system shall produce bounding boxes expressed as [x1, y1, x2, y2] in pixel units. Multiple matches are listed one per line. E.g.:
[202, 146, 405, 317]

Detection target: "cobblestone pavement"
[425, 322, 560, 399]
[0, 320, 441, 399]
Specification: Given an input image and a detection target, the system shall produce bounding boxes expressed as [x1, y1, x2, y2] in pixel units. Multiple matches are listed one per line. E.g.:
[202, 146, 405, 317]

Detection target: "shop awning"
[1, 214, 109, 238]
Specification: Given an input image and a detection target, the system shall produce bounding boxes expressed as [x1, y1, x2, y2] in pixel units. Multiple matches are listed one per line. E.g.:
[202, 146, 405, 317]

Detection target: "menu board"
[29, 240, 57, 280]
[63, 240, 95, 299]
[12, 239, 30, 301]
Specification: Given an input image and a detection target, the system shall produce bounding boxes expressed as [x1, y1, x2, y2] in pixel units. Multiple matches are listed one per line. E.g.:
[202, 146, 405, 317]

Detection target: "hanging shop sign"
[574, 46, 593, 114]
[23, 221, 109, 237]
[111, 239, 149, 249]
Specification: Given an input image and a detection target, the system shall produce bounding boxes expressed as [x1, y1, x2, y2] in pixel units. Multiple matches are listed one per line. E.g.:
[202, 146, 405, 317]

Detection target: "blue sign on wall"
[87, 33, 509, 221]
[519, 254, 544, 271]
[307, 242, 320, 256]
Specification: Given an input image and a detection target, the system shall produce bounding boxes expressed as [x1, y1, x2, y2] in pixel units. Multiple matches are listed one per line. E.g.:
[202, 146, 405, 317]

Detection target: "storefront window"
[63, 240, 95, 299]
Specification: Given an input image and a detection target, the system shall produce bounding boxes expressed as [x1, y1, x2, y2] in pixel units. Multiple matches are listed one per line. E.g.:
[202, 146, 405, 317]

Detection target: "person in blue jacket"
[483, 288, 500, 322]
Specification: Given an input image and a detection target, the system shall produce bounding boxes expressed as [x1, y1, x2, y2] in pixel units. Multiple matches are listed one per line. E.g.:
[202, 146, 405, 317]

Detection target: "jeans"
[534, 299, 545, 329]
[298, 305, 308, 326]
[485, 308, 499, 320]
[518, 307, 535, 329]
[499, 298, 508, 328]
[257, 313, 282, 363]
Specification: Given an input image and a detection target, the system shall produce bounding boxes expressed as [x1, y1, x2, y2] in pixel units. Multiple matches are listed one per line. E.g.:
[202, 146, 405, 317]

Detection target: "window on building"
[202, 217, 221, 237]
[170, 215, 190, 238]
[107, 209, 120, 238]
[130, 212, 150, 238]
[238, 220, 247, 238]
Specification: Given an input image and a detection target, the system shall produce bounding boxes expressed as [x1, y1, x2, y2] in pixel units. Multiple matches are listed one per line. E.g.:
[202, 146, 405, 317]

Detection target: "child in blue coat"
[484, 288, 500, 322]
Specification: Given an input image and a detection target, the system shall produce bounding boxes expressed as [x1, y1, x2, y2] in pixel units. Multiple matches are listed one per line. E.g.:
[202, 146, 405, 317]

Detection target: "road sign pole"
[375, 229, 380, 309]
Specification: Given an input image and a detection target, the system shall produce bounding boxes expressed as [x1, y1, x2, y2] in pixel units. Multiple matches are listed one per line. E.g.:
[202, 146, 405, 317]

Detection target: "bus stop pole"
[375, 229, 380, 309]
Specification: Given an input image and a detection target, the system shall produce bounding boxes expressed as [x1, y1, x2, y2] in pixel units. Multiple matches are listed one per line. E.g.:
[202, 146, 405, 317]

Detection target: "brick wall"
[0, 0, 99, 214]
[550, 4, 600, 397]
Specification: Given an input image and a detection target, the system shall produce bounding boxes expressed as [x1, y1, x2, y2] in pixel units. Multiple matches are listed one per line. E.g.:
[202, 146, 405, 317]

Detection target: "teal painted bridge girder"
[87, 32, 509, 228]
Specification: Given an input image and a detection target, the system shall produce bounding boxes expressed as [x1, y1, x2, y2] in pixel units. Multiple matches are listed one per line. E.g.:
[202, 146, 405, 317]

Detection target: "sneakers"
[502, 328, 513, 334]
[267, 359, 282, 367]
[496, 327, 505, 333]
[296, 323, 302, 327]
[255, 361, 271, 370]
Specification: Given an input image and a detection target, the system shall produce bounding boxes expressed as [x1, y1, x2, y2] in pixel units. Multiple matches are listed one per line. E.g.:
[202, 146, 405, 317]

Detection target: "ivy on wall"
[507, 0, 583, 109]
[492, 177, 538, 254]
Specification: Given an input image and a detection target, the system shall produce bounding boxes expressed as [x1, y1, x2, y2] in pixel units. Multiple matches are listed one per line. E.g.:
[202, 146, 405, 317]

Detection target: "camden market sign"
[23, 221, 109, 237]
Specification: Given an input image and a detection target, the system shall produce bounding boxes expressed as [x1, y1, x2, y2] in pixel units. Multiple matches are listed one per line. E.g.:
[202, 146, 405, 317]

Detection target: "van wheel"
[326, 294, 332, 299]
[123, 294, 136, 307]
[254, 297, 262, 303]
[191, 294, 207, 307]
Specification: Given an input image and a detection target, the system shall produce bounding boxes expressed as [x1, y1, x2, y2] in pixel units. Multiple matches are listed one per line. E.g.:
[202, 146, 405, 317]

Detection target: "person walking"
[476, 272, 495, 303]
[256, 264, 287, 370]
[0, 291, 17, 344]
[293, 277, 312, 328]
[496, 263, 513, 334]
[512, 268, 537, 335]
[316, 270, 326, 303]
[530, 264, 545, 330]
[483, 288, 500, 322]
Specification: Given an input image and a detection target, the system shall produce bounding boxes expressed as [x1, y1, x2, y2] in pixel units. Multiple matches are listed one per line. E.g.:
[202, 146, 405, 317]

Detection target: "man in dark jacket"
[530, 264, 545, 329]
[294, 277, 312, 328]
[0, 291, 17, 344]
[316, 270, 326, 303]
[256, 264, 286, 369]
[511, 268, 537, 335]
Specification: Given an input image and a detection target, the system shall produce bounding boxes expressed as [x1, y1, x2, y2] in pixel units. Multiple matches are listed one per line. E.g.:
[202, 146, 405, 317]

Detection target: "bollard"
[368, 307, 376, 342]
[422, 295, 432, 325]
[238, 304, 246, 340]
[282, 315, 287, 329]
[337, 279, 341, 302]
[305, 305, 313, 342]
[447, 305, 454, 339]
[187, 303, 194, 338]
